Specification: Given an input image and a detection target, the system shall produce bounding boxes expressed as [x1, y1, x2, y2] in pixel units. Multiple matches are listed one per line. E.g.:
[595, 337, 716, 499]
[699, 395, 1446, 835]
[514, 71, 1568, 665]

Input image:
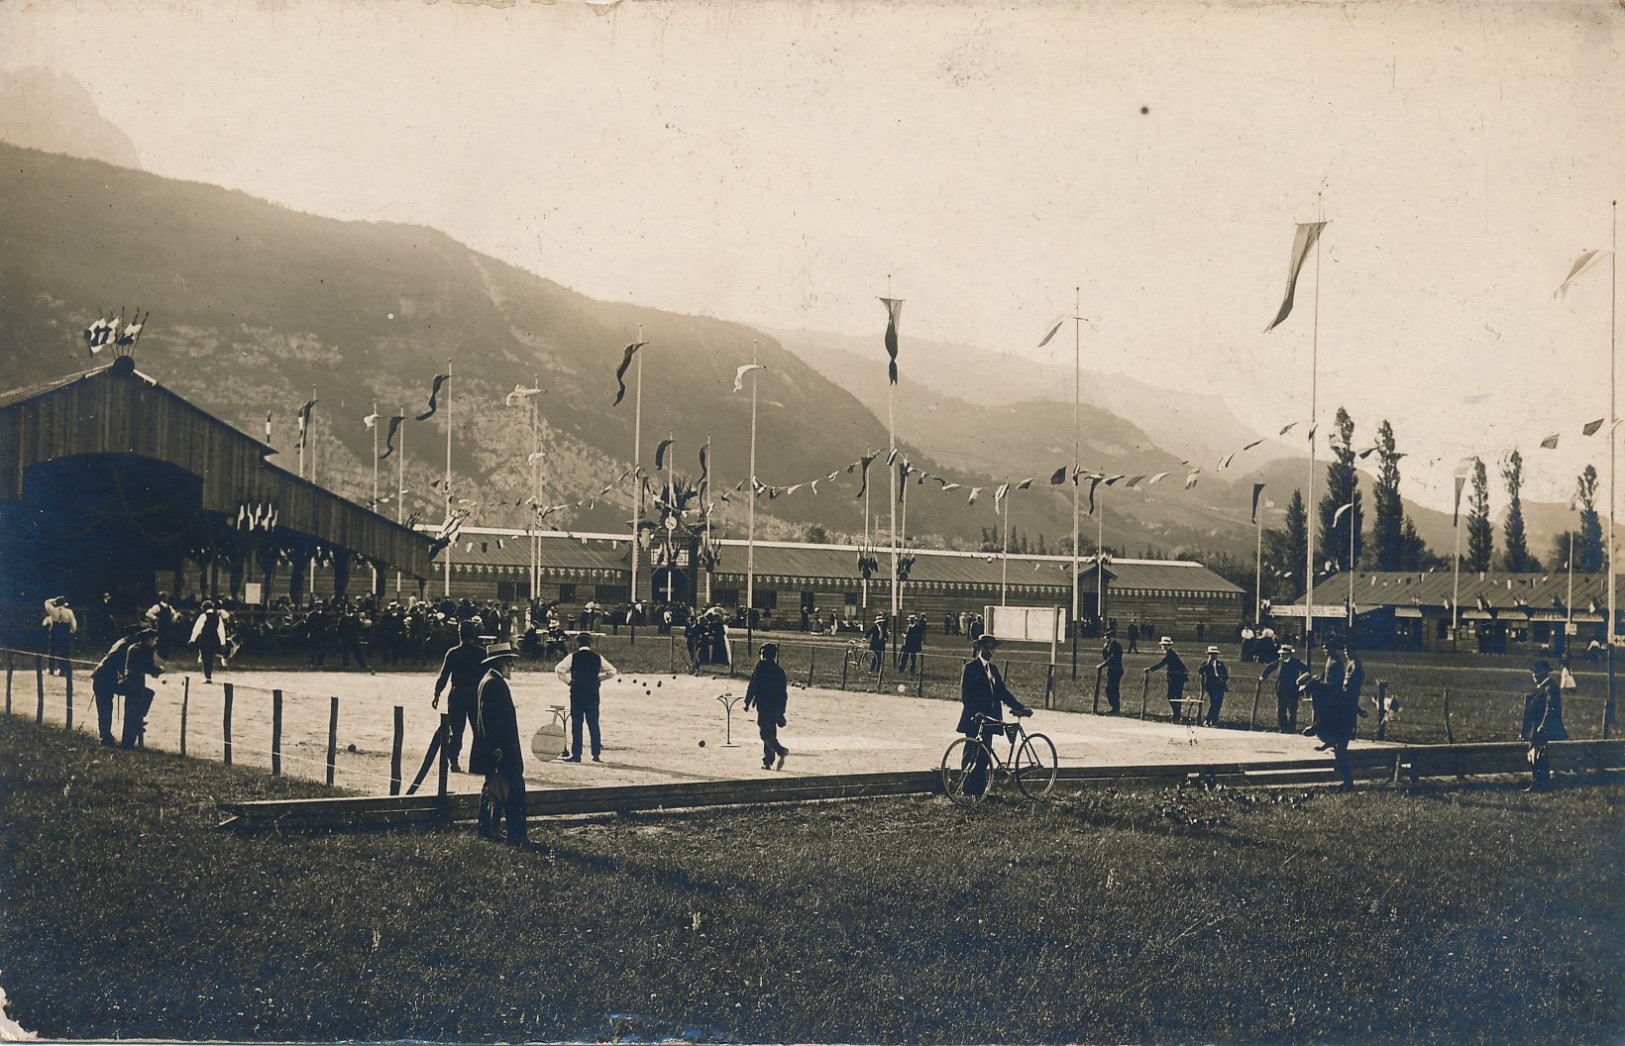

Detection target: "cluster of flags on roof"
[233, 501, 280, 532]
[81, 309, 148, 355]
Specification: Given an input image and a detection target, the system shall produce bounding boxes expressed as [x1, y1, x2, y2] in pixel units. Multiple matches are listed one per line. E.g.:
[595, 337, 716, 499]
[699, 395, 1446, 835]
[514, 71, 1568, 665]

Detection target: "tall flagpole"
[1097, 486, 1105, 626]
[396, 405, 406, 596]
[862, 448, 872, 612]
[1000, 489, 1011, 606]
[704, 431, 714, 607]
[886, 277, 899, 625]
[1305, 202, 1323, 650]
[309, 384, 317, 598]
[371, 400, 379, 595]
[631, 325, 645, 608]
[1072, 286, 1082, 672]
[665, 429, 677, 605]
[1255, 504, 1264, 624]
[747, 341, 759, 627]
[1606, 199, 1617, 734]
[443, 359, 453, 599]
[1452, 492, 1462, 650]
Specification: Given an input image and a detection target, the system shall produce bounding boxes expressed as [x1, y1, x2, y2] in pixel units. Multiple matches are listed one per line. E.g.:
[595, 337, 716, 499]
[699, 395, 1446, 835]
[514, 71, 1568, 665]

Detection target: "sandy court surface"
[12, 655, 1369, 795]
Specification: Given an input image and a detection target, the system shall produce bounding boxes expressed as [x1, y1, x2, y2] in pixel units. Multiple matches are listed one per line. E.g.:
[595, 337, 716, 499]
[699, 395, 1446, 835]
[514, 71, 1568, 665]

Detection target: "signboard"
[1267, 604, 1348, 619]
[243, 582, 262, 605]
[983, 605, 1068, 645]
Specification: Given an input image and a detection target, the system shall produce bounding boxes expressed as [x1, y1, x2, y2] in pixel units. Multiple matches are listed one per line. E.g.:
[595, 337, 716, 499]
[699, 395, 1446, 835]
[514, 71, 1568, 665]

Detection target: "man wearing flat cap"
[469, 641, 526, 843]
[957, 634, 1031, 797]
[744, 643, 790, 770]
[1260, 643, 1309, 733]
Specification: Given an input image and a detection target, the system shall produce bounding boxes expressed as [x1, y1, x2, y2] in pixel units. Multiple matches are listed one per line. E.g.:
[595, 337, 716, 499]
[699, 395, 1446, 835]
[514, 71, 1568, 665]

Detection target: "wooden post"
[437, 715, 449, 797]
[391, 705, 404, 796]
[807, 648, 817, 689]
[222, 682, 234, 766]
[180, 677, 189, 756]
[840, 648, 850, 691]
[36, 655, 45, 724]
[1091, 666, 1102, 715]
[874, 658, 886, 694]
[1249, 678, 1264, 731]
[64, 663, 73, 732]
[271, 689, 283, 776]
[1139, 672, 1150, 720]
[917, 653, 926, 697]
[327, 695, 339, 787]
[1442, 687, 1454, 745]
[1044, 663, 1055, 710]
[668, 635, 675, 674]
[6, 651, 12, 715]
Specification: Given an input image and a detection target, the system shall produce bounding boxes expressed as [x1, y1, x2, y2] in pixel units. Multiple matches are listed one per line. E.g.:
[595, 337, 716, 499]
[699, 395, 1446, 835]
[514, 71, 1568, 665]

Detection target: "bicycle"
[940, 712, 1058, 805]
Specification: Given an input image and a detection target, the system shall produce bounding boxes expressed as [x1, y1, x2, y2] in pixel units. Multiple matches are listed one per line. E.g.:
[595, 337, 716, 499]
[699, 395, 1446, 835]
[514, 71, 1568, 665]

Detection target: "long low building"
[420, 528, 1245, 641]
[1270, 569, 1621, 653]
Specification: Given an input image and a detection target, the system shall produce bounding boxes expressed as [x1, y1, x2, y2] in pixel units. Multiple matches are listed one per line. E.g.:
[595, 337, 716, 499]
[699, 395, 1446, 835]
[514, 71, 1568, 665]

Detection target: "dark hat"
[972, 633, 1000, 648]
[482, 642, 520, 665]
[1532, 659, 1551, 675]
[1104, 626, 1116, 636]
[760, 643, 779, 658]
[576, 631, 594, 645]
[201, 600, 214, 611]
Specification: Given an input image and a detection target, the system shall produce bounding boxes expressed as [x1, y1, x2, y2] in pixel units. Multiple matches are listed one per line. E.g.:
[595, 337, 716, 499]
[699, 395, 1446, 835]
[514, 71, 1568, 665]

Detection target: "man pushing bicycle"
[957, 633, 1031, 798]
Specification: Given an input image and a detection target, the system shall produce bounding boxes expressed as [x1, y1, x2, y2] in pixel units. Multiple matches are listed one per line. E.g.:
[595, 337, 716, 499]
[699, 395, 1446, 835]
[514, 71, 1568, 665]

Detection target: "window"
[844, 591, 860, 606]
[558, 583, 577, 604]
[596, 584, 628, 603]
[754, 589, 778, 610]
[715, 588, 739, 607]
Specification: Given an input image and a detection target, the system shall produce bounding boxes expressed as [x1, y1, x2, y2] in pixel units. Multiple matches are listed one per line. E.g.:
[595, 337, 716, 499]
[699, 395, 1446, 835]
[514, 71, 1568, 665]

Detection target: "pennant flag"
[416, 375, 449, 421]
[1279, 422, 1298, 436]
[853, 454, 878, 500]
[612, 342, 648, 406]
[1453, 474, 1467, 526]
[1184, 471, 1200, 490]
[82, 314, 115, 354]
[809, 480, 820, 495]
[363, 410, 380, 430]
[1148, 472, 1169, 485]
[1242, 438, 1264, 451]
[885, 448, 899, 467]
[1251, 482, 1266, 524]
[1104, 475, 1125, 486]
[1358, 446, 1378, 459]
[381, 415, 406, 460]
[698, 445, 709, 492]
[732, 363, 766, 393]
[897, 460, 912, 502]
[993, 483, 1010, 514]
[654, 438, 674, 471]
[527, 450, 545, 464]
[1016, 477, 1033, 490]
[1050, 466, 1068, 485]
[1306, 424, 1318, 441]
[1555, 249, 1611, 298]
[879, 297, 903, 384]
[264, 412, 272, 444]
[1333, 502, 1353, 527]
[295, 399, 318, 450]
[1265, 221, 1327, 332]
[1125, 475, 1147, 488]
[1218, 452, 1235, 469]
[967, 486, 983, 505]
[942, 482, 961, 492]
[115, 311, 147, 347]
[1540, 434, 1559, 449]
[1475, 594, 1492, 613]
[505, 384, 543, 407]
[1085, 475, 1104, 516]
[1583, 418, 1605, 436]
[1036, 314, 1068, 349]
[827, 470, 841, 480]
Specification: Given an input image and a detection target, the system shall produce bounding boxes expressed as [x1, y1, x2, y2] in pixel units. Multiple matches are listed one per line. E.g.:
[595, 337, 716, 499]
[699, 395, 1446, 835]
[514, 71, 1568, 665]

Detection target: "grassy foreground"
[1, 718, 1621, 1045]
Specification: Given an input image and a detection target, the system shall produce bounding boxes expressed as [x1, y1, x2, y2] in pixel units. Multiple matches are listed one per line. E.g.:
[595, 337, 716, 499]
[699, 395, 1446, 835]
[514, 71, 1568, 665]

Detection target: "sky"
[3, 0, 1622, 513]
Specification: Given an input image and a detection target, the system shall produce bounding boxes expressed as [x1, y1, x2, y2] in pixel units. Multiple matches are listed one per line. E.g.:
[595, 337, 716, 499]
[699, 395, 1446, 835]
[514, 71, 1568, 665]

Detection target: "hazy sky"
[4, 0, 1621, 511]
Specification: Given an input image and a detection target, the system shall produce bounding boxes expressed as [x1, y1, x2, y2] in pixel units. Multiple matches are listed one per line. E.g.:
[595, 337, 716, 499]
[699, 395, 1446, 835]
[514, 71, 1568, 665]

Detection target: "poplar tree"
[1501, 449, 1539, 572]
[1576, 465, 1604, 573]
[1317, 407, 1363, 570]
[1372, 420, 1404, 570]
[1465, 457, 1494, 572]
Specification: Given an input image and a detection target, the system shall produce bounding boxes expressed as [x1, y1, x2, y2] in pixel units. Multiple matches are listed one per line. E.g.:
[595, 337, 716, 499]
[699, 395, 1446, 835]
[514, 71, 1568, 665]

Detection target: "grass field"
[2, 716, 1620, 1044]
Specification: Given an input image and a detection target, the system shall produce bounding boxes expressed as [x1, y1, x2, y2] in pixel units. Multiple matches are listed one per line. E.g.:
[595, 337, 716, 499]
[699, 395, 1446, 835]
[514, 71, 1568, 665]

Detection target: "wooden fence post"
[1139, 673, 1150, 720]
[327, 696, 339, 787]
[668, 635, 675, 674]
[917, 654, 926, 698]
[64, 663, 74, 732]
[1442, 687, 1454, 745]
[180, 678, 189, 756]
[807, 648, 817, 689]
[222, 682, 234, 766]
[36, 655, 45, 724]
[271, 689, 283, 776]
[391, 706, 404, 796]
[6, 651, 12, 715]
[840, 649, 850, 691]
[1091, 667, 1102, 715]
[1249, 679, 1263, 731]
[1044, 663, 1055, 710]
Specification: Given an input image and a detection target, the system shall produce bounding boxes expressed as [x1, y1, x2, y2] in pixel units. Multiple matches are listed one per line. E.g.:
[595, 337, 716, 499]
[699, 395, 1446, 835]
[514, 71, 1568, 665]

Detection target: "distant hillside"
[0, 68, 140, 170]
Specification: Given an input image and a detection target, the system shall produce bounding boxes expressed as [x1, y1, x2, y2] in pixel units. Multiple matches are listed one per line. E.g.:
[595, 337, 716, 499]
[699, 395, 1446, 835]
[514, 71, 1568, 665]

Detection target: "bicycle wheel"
[1014, 733, 1058, 799]
[941, 736, 991, 806]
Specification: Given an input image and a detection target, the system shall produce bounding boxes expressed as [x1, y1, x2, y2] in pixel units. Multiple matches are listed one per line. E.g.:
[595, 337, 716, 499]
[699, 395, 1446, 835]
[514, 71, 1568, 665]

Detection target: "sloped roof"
[1283, 569, 1618, 619]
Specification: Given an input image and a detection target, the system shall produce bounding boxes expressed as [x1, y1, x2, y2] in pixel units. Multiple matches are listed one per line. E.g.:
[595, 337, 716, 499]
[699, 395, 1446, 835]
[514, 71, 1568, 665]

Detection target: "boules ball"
[898, 684, 907, 694]
[698, 739, 706, 747]
[346, 743, 357, 753]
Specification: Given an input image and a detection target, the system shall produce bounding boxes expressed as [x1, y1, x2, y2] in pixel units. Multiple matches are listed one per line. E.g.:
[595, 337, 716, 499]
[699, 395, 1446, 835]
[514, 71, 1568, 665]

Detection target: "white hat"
[1206, 645, 1220, 654]
[1159, 636, 1173, 645]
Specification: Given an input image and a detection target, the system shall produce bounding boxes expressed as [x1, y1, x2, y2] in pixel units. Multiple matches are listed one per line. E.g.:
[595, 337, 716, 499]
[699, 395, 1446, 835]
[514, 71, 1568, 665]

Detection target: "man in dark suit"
[1144, 636, 1191, 722]
[433, 620, 487, 773]
[1260, 643, 1309, 733]
[1198, 645, 1229, 726]
[957, 634, 1030, 797]
[117, 629, 164, 749]
[1520, 659, 1568, 791]
[1303, 663, 1365, 792]
[866, 614, 888, 673]
[1097, 627, 1125, 713]
[899, 615, 927, 673]
[744, 643, 790, 770]
[469, 641, 526, 844]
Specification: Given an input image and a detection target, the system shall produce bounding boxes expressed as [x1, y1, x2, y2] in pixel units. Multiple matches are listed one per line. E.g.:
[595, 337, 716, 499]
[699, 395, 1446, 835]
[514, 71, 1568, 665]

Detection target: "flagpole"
[1305, 203, 1322, 651]
[309, 384, 317, 599]
[631, 326, 645, 608]
[1071, 286, 1082, 677]
[396, 405, 406, 596]
[1452, 506, 1462, 652]
[371, 400, 379, 595]
[704, 431, 714, 607]
[1606, 198, 1617, 735]
[1255, 508, 1264, 625]
[862, 447, 871, 613]
[1000, 489, 1010, 606]
[747, 341, 759, 641]
[899, 460, 910, 612]
[532, 378, 543, 604]
[1097, 487, 1105, 628]
[443, 360, 453, 599]
[887, 277, 899, 627]
[1347, 504, 1356, 633]
[666, 429, 677, 606]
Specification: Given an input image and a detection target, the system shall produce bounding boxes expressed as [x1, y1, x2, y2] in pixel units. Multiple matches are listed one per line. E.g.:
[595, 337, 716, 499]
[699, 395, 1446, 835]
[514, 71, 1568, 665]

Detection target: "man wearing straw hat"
[1144, 636, 1191, 722]
[1198, 645, 1229, 727]
[469, 641, 526, 844]
[1260, 643, 1309, 734]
